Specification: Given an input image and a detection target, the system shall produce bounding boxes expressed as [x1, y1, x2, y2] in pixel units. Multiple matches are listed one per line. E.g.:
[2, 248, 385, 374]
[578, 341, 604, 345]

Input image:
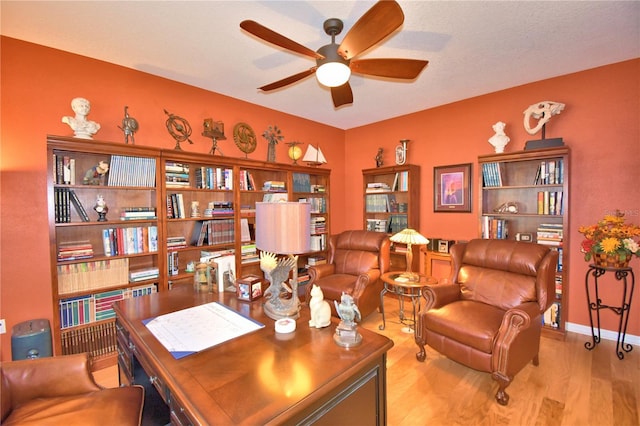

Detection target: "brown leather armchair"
[1, 353, 144, 425]
[416, 239, 558, 405]
[307, 230, 390, 318]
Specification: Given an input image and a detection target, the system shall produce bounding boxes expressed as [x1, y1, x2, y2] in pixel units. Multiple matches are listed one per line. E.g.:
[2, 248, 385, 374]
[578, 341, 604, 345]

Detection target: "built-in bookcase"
[47, 136, 331, 367]
[362, 164, 420, 271]
[478, 147, 570, 339]
[48, 136, 162, 369]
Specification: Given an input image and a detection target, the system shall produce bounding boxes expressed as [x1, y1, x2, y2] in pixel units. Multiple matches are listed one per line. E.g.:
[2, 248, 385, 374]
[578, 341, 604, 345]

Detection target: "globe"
[288, 145, 302, 163]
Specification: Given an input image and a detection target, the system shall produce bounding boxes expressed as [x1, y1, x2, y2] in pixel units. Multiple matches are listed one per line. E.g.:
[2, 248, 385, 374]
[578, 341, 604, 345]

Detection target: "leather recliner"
[307, 230, 390, 318]
[1, 353, 144, 425]
[416, 239, 558, 405]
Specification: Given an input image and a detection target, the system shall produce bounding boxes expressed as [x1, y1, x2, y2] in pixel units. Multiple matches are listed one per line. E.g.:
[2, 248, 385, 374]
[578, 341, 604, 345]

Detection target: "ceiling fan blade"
[350, 58, 428, 79]
[331, 82, 353, 107]
[337, 1, 404, 60]
[240, 20, 324, 60]
[258, 67, 317, 91]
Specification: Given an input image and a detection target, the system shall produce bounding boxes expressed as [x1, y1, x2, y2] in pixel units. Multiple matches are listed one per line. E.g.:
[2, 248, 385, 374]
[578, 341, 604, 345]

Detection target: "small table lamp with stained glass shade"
[389, 228, 429, 282]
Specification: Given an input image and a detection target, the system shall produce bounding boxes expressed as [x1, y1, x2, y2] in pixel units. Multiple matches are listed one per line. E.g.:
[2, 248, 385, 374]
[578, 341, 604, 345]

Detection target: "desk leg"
[379, 284, 388, 330]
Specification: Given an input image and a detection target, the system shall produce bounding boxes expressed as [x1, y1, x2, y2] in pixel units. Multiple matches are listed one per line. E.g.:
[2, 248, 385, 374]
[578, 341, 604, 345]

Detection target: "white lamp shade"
[255, 202, 311, 254]
[390, 228, 429, 245]
[316, 62, 351, 87]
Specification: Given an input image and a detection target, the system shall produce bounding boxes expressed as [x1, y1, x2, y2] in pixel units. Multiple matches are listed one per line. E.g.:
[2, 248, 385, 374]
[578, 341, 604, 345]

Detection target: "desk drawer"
[133, 345, 170, 403]
[115, 319, 134, 385]
[169, 395, 194, 426]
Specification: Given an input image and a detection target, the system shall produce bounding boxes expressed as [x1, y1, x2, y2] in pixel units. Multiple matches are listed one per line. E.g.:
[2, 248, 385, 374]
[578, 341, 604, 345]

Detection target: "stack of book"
[165, 162, 190, 188]
[311, 184, 325, 193]
[241, 243, 259, 264]
[366, 218, 388, 233]
[58, 241, 94, 261]
[310, 216, 326, 234]
[365, 182, 391, 192]
[120, 207, 157, 220]
[263, 181, 286, 192]
[536, 223, 563, 247]
[129, 267, 160, 282]
[306, 256, 327, 267]
[167, 236, 187, 250]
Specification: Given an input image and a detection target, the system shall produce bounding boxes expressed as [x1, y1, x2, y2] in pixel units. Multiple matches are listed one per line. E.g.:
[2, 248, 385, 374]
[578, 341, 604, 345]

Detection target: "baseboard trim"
[566, 322, 640, 346]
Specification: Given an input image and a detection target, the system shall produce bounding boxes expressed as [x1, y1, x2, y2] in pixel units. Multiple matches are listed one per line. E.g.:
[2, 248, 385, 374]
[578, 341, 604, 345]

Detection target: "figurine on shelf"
[488, 121, 510, 153]
[62, 97, 101, 139]
[333, 292, 362, 347]
[118, 106, 139, 145]
[83, 161, 109, 185]
[375, 148, 383, 167]
[94, 195, 108, 221]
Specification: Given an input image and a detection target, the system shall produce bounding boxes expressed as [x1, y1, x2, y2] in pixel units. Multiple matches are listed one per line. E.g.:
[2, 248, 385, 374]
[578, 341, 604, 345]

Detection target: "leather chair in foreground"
[416, 239, 558, 405]
[307, 230, 390, 318]
[1, 353, 144, 425]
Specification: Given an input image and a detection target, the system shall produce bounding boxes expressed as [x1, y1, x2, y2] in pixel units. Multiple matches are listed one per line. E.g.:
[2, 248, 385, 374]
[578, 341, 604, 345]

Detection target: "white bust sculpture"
[488, 121, 510, 153]
[62, 97, 101, 139]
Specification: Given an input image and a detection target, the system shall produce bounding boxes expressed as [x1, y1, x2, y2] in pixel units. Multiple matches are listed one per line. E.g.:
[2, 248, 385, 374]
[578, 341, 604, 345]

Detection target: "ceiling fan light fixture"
[316, 62, 351, 87]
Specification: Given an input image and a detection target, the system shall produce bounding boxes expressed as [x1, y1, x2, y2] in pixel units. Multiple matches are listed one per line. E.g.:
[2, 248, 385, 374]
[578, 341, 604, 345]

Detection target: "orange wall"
[344, 58, 640, 340]
[0, 37, 345, 360]
[1, 35, 638, 360]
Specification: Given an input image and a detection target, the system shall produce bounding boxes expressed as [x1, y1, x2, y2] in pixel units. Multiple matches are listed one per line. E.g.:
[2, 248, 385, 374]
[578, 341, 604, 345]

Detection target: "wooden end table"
[379, 271, 437, 334]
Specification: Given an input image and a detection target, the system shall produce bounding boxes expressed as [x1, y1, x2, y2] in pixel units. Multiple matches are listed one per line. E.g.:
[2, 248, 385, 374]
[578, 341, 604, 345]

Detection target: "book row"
[108, 155, 156, 187]
[61, 321, 117, 359]
[57, 258, 130, 295]
[481, 217, 509, 239]
[102, 225, 159, 256]
[191, 219, 236, 246]
[54, 188, 91, 223]
[299, 197, 327, 214]
[537, 191, 564, 215]
[534, 159, 564, 185]
[52, 153, 77, 185]
[59, 284, 156, 329]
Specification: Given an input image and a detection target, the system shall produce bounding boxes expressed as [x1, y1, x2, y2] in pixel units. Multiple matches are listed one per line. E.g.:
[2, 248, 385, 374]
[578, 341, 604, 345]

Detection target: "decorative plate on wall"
[233, 122, 257, 157]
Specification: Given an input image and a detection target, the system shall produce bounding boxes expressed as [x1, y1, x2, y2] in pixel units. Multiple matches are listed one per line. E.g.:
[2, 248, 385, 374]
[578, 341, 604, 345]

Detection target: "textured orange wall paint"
[344, 58, 640, 339]
[0, 37, 345, 360]
[1, 35, 638, 361]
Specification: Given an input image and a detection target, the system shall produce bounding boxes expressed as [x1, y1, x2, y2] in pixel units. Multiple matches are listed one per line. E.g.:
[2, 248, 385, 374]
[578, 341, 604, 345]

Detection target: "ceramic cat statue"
[308, 284, 331, 328]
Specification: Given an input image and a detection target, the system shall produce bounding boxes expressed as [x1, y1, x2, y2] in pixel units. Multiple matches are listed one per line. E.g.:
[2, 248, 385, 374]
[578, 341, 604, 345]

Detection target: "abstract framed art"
[433, 163, 472, 212]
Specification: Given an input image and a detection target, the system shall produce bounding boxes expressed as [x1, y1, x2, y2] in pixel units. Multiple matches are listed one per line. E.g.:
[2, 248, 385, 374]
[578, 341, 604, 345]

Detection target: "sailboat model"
[302, 144, 327, 167]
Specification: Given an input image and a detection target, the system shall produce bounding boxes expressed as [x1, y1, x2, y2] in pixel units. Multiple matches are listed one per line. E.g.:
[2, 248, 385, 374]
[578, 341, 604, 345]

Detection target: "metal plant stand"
[584, 264, 635, 360]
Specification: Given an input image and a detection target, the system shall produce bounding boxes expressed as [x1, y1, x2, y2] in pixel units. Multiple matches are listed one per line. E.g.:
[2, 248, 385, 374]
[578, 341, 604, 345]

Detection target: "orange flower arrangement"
[579, 210, 640, 264]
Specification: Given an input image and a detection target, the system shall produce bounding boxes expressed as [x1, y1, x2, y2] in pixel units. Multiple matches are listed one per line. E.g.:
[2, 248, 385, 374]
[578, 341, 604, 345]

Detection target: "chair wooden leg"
[491, 372, 511, 406]
[416, 344, 426, 362]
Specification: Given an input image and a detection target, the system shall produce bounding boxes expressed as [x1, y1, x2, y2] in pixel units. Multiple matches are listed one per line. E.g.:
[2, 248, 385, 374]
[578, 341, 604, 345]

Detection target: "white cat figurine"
[308, 284, 331, 328]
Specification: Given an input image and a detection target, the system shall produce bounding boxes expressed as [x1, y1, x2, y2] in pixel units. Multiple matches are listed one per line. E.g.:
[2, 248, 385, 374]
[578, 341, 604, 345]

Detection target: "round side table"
[379, 271, 437, 334]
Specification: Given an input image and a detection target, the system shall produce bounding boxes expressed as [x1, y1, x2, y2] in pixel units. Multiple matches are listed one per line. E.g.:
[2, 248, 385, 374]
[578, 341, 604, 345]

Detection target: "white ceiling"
[2, 1, 639, 130]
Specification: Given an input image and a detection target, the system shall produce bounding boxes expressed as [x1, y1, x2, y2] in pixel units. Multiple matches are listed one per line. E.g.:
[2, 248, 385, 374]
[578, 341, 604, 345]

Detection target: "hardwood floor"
[94, 296, 640, 425]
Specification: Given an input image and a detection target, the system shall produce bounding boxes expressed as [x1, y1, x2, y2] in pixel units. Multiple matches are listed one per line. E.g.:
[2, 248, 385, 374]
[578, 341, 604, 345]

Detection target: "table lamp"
[390, 228, 429, 282]
[255, 202, 311, 320]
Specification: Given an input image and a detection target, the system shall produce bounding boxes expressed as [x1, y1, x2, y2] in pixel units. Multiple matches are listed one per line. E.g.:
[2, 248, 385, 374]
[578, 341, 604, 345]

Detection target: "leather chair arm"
[420, 283, 460, 311]
[307, 263, 336, 284]
[2, 353, 101, 409]
[492, 302, 539, 375]
[353, 269, 381, 295]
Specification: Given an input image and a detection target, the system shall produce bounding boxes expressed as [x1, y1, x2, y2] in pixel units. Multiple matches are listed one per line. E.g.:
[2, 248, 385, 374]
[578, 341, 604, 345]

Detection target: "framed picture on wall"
[434, 163, 472, 212]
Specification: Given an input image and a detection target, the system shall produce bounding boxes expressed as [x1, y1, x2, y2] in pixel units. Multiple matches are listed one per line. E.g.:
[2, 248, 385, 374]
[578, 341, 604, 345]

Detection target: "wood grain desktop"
[114, 286, 393, 425]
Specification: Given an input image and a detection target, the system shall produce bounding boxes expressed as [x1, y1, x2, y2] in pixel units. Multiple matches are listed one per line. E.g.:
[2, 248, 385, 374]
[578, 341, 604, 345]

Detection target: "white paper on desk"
[144, 302, 264, 359]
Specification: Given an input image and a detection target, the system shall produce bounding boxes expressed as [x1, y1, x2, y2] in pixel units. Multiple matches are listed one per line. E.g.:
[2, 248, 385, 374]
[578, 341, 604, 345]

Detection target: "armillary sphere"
[164, 109, 193, 150]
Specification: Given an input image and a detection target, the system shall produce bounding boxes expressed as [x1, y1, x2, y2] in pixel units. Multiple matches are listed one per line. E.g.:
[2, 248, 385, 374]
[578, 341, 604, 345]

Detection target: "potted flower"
[579, 210, 640, 268]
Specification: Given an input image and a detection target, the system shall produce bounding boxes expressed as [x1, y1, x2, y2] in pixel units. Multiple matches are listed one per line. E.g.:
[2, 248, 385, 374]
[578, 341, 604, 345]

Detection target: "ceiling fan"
[240, 0, 428, 108]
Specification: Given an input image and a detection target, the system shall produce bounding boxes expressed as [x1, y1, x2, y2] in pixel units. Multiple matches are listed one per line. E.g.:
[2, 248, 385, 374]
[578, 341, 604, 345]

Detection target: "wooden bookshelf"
[478, 147, 569, 339]
[362, 164, 420, 271]
[47, 136, 331, 365]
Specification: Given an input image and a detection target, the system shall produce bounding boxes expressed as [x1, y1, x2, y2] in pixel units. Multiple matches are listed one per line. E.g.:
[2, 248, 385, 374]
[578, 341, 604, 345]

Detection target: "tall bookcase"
[362, 164, 420, 271]
[48, 136, 163, 369]
[47, 136, 330, 367]
[478, 147, 569, 339]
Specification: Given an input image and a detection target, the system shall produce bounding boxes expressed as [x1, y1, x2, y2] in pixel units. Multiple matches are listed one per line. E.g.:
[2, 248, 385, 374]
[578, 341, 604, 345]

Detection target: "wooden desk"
[114, 286, 393, 425]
